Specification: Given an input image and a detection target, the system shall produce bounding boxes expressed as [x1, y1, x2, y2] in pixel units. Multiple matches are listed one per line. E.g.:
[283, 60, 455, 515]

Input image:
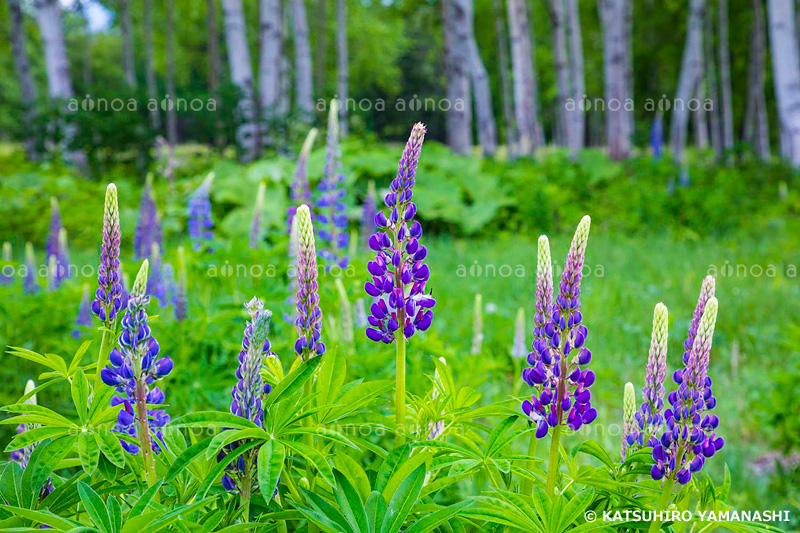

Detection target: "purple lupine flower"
[147, 243, 167, 306]
[283, 214, 300, 326]
[46, 197, 62, 271]
[91, 184, 123, 324]
[2, 242, 13, 285]
[174, 247, 187, 321]
[651, 113, 664, 161]
[287, 129, 318, 234]
[249, 182, 266, 249]
[188, 173, 215, 252]
[10, 380, 54, 498]
[73, 284, 93, 339]
[23, 243, 38, 294]
[629, 302, 670, 451]
[682, 276, 715, 367]
[58, 228, 71, 280]
[360, 181, 378, 252]
[135, 176, 162, 259]
[100, 261, 172, 455]
[522, 216, 595, 438]
[364, 123, 435, 344]
[294, 205, 325, 359]
[651, 294, 722, 484]
[316, 101, 350, 269]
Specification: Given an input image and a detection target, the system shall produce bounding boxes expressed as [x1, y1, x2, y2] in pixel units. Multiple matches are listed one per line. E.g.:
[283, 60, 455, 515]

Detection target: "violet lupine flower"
[135, 176, 162, 259]
[100, 261, 173, 455]
[47, 255, 58, 292]
[353, 298, 368, 329]
[23, 242, 38, 294]
[174, 247, 187, 321]
[316, 101, 350, 269]
[10, 380, 54, 498]
[622, 382, 636, 459]
[249, 182, 266, 249]
[188, 173, 215, 252]
[46, 197, 63, 272]
[651, 295, 722, 484]
[287, 128, 318, 234]
[629, 302, 670, 451]
[284, 214, 300, 326]
[522, 216, 596, 438]
[91, 184, 123, 324]
[512, 308, 527, 359]
[73, 284, 93, 339]
[682, 276, 715, 367]
[364, 123, 435, 344]
[294, 205, 325, 359]
[361, 181, 378, 252]
[1, 242, 12, 285]
[58, 228, 71, 279]
[651, 113, 664, 161]
[147, 243, 167, 305]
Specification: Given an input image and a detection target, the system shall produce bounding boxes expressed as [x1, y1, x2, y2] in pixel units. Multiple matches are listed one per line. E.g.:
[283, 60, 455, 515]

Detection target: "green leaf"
[374, 444, 410, 493]
[164, 437, 212, 483]
[404, 500, 471, 533]
[263, 355, 324, 410]
[365, 491, 387, 533]
[120, 512, 161, 533]
[0, 505, 76, 530]
[316, 348, 346, 411]
[575, 440, 615, 469]
[107, 497, 122, 533]
[300, 490, 355, 533]
[128, 480, 164, 516]
[380, 465, 425, 533]
[282, 440, 335, 485]
[68, 341, 93, 375]
[168, 411, 261, 430]
[257, 440, 285, 504]
[78, 432, 100, 475]
[4, 427, 69, 452]
[94, 428, 125, 469]
[334, 453, 371, 502]
[1, 404, 75, 428]
[333, 469, 369, 533]
[24, 436, 76, 508]
[196, 440, 260, 498]
[205, 427, 268, 460]
[70, 369, 91, 423]
[77, 482, 112, 533]
[380, 451, 432, 502]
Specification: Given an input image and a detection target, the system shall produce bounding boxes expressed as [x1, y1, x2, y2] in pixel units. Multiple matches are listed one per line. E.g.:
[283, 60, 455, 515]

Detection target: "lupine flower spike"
[23, 242, 38, 294]
[135, 174, 163, 259]
[1, 242, 12, 285]
[101, 260, 172, 489]
[249, 182, 266, 249]
[317, 100, 350, 269]
[58, 227, 70, 279]
[622, 382, 636, 459]
[47, 255, 58, 292]
[73, 284, 93, 339]
[629, 302, 669, 452]
[512, 307, 527, 359]
[471, 294, 483, 355]
[47, 197, 65, 280]
[284, 214, 301, 325]
[651, 294, 722, 485]
[294, 205, 325, 360]
[10, 380, 54, 498]
[335, 278, 354, 344]
[287, 128, 318, 233]
[361, 181, 378, 251]
[92, 184, 122, 325]
[188, 172, 215, 251]
[175, 246, 188, 321]
[148, 243, 167, 305]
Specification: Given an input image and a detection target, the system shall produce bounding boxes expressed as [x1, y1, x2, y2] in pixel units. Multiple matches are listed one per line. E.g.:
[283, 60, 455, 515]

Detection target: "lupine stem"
[522, 432, 538, 495]
[545, 425, 561, 497]
[303, 378, 315, 487]
[94, 327, 112, 393]
[395, 327, 407, 446]
[134, 378, 157, 487]
[648, 477, 676, 533]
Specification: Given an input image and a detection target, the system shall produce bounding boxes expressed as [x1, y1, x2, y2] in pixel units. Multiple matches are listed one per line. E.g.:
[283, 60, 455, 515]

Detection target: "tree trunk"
[598, 0, 631, 159]
[717, 0, 734, 152]
[315, 0, 326, 94]
[292, 0, 314, 120]
[7, 0, 38, 160]
[278, 0, 291, 116]
[208, 0, 221, 93]
[221, 0, 260, 161]
[492, 0, 517, 157]
[120, 0, 136, 88]
[744, 0, 770, 159]
[77, 0, 92, 88]
[704, 4, 723, 157]
[767, 0, 800, 164]
[566, 0, 585, 155]
[259, 0, 282, 119]
[669, 0, 705, 167]
[465, 0, 497, 156]
[166, 0, 178, 149]
[549, 0, 572, 147]
[336, 0, 349, 136]
[144, 0, 160, 129]
[443, 0, 472, 155]
[693, 74, 709, 149]
[507, 0, 543, 155]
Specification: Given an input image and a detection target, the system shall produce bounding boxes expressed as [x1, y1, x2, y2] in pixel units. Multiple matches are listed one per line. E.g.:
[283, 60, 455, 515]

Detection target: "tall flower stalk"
[249, 182, 267, 249]
[135, 174, 163, 259]
[521, 217, 595, 497]
[147, 243, 167, 305]
[316, 100, 350, 269]
[287, 129, 318, 233]
[100, 260, 173, 487]
[335, 278, 354, 345]
[47, 197, 66, 283]
[23, 242, 38, 294]
[512, 307, 527, 359]
[188, 172, 215, 251]
[73, 283, 93, 339]
[364, 123, 434, 444]
[58, 228, 71, 280]
[294, 205, 325, 360]
[175, 246, 188, 321]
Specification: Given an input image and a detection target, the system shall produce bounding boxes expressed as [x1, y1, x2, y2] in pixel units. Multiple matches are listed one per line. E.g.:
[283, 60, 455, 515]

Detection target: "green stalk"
[395, 333, 407, 446]
[647, 477, 676, 533]
[134, 378, 157, 488]
[545, 425, 562, 497]
[303, 378, 316, 489]
[522, 432, 539, 495]
[93, 326, 112, 393]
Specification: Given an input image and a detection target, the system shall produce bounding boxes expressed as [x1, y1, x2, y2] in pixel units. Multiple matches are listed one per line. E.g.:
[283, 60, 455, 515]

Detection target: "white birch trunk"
[443, 0, 472, 155]
[336, 0, 349, 136]
[566, 0, 585, 154]
[598, 0, 631, 159]
[278, 0, 290, 116]
[507, 0, 544, 155]
[120, 0, 136, 88]
[144, 0, 160, 129]
[768, 0, 800, 164]
[744, 0, 770, 159]
[492, 0, 517, 156]
[166, 0, 178, 149]
[221, 0, 260, 161]
[704, 6, 723, 157]
[465, 0, 497, 156]
[669, 0, 705, 166]
[8, 0, 38, 160]
[292, 0, 314, 119]
[717, 0, 734, 151]
[259, 0, 283, 119]
[549, 0, 572, 147]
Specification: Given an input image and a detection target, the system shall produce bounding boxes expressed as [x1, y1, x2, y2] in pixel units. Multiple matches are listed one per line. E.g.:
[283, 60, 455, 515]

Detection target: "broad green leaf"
[120, 511, 161, 533]
[164, 437, 212, 482]
[333, 469, 368, 533]
[205, 427, 268, 460]
[128, 480, 164, 516]
[301, 490, 355, 533]
[334, 453, 371, 501]
[94, 428, 125, 469]
[257, 440, 284, 504]
[68, 341, 93, 375]
[24, 436, 76, 508]
[365, 491, 387, 533]
[77, 482, 112, 533]
[196, 440, 260, 498]
[0, 504, 76, 530]
[575, 440, 615, 470]
[1, 404, 75, 428]
[380, 451, 432, 501]
[282, 440, 334, 485]
[404, 500, 471, 533]
[380, 465, 425, 533]
[263, 355, 324, 410]
[4, 427, 69, 452]
[374, 444, 410, 493]
[70, 369, 91, 423]
[107, 497, 122, 533]
[316, 348, 346, 411]
[78, 432, 100, 475]
[169, 411, 261, 430]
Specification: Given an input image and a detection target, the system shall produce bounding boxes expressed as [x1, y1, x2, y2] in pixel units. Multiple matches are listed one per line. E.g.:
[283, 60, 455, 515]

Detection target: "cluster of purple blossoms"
[522, 218, 597, 438]
[221, 298, 278, 493]
[135, 177, 163, 259]
[100, 263, 173, 455]
[294, 205, 325, 359]
[316, 102, 350, 269]
[188, 174, 215, 251]
[360, 181, 377, 252]
[364, 123, 435, 344]
[287, 129, 317, 234]
[91, 184, 123, 324]
[47, 198, 69, 286]
[23, 242, 38, 294]
[651, 278, 723, 485]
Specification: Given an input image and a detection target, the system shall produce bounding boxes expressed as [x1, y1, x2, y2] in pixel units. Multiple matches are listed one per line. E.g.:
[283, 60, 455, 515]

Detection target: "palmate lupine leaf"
[257, 439, 285, 504]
